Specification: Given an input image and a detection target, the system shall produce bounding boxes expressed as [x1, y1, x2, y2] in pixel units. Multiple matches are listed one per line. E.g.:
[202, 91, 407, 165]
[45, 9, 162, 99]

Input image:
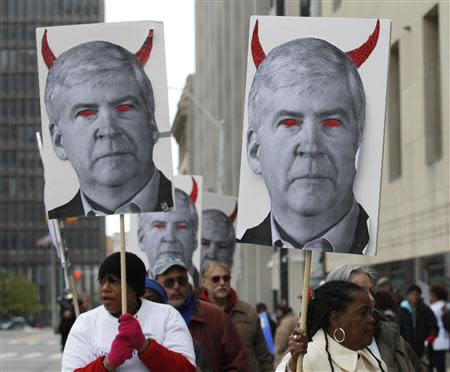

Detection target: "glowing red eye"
[153, 223, 165, 229]
[116, 104, 133, 112]
[78, 110, 95, 117]
[280, 119, 301, 127]
[321, 119, 341, 127]
[176, 223, 187, 230]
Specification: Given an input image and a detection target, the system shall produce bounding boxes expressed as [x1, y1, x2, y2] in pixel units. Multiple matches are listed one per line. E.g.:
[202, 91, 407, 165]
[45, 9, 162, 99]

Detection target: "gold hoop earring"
[333, 327, 345, 343]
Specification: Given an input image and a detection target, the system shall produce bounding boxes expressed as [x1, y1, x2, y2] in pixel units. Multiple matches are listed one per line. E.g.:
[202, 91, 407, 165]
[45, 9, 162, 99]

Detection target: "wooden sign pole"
[296, 249, 312, 372]
[120, 215, 127, 314]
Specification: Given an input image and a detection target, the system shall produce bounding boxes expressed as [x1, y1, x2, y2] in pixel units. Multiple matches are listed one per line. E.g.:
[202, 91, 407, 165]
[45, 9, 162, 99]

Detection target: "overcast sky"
[104, 0, 195, 235]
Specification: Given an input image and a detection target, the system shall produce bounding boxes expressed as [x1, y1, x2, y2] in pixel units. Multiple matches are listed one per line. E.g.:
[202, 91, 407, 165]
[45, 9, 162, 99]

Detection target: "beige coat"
[275, 329, 387, 372]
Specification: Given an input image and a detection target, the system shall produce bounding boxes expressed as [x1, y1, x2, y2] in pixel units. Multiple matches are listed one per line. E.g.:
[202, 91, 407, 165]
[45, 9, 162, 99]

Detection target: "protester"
[57, 293, 78, 351]
[200, 261, 273, 372]
[273, 305, 298, 365]
[154, 256, 250, 372]
[326, 264, 422, 371]
[256, 303, 277, 338]
[256, 303, 276, 355]
[376, 276, 402, 310]
[428, 284, 449, 372]
[374, 290, 398, 323]
[398, 284, 438, 360]
[143, 278, 167, 304]
[276, 281, 386, 371]
[61, 252, 196, 372]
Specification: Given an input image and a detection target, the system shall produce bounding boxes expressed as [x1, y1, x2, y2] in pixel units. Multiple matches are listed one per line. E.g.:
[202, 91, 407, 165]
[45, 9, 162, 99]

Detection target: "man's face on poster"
[139, 206, 197, 272]
[201, 215, 234, 266]
[50, 68, 155, 194]
[248, 75, 360, 217]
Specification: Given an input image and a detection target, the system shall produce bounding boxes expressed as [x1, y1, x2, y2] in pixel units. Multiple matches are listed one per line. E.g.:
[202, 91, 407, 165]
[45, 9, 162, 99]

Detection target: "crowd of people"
[59, 254, 450, 371]
[277, 266, 450, 372]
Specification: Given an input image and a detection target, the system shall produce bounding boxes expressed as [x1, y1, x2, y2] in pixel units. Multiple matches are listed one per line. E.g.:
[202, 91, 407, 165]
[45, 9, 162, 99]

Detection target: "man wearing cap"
[200, 260, 273, 372]
[62, 252, 196, 372]
[154, 256, 250, 372]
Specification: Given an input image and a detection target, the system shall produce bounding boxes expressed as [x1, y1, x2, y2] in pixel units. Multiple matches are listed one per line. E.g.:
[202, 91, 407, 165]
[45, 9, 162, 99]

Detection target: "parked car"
[0, 316, 26, 330]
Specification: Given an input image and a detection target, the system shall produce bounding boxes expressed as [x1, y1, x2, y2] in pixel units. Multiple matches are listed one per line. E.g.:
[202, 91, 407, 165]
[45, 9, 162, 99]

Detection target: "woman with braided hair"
[275, 281, 387, 372]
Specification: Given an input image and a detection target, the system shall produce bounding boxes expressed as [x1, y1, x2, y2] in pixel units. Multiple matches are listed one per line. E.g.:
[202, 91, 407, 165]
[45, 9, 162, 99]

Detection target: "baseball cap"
[153, 256, 187, 276]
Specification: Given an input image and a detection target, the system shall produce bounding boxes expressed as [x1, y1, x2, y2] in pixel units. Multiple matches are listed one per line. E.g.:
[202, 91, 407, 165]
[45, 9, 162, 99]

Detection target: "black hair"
[406, 284, 422, 295]
[306, 280, 366, 372]
[429, 283, 448, 301]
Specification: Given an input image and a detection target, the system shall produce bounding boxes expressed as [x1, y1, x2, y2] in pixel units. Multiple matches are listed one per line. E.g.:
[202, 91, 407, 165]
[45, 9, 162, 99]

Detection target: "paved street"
[1, 327, 61, 372]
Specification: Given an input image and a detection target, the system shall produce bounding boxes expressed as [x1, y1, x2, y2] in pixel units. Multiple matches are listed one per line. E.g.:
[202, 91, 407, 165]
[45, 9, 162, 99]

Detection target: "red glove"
[107, 335, 134, 369]
[118, 313, 146, 351]
[426, 335, 436, 344]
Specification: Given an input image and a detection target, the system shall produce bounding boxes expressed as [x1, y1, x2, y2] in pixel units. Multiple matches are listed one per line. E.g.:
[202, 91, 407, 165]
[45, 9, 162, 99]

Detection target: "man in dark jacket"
[398, 284, 439, 359]
[154, 256, 250, 372]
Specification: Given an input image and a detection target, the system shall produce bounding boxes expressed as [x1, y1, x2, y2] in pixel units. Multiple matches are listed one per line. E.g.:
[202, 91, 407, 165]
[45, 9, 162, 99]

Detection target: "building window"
[423, 5, 442, 165]
[388, 42, 401, 181]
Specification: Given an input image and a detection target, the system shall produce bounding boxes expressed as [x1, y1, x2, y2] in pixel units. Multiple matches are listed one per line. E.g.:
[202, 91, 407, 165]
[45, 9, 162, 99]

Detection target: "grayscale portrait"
[37, 23, 174, 219]
[138, 180, 199, 283]
[201, 206, 237, 268]
[237, 18, 391, 255]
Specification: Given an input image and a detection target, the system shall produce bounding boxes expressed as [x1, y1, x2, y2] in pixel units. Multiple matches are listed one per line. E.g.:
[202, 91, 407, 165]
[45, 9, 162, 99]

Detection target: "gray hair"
[202, 209, 236, 247]
[137, 188, 198, 243]
[201, 260, 230, 279]
[248, 38, 365, 138]
[44, 41, 158, 136]
[325, 264, 376, 285]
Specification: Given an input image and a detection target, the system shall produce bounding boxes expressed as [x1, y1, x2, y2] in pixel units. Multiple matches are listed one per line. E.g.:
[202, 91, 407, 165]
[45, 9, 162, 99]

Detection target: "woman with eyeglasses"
[276, 280, 385, 372]
[325, 265, 423, 372]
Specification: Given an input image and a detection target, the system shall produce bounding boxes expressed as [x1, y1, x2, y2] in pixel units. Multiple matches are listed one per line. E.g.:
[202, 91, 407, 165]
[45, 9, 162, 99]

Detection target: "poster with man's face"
[36, 21, 174, 219]
[201, 192, 238, 268]
[237, 16, 391, 256]
[136, 175, 202, 281]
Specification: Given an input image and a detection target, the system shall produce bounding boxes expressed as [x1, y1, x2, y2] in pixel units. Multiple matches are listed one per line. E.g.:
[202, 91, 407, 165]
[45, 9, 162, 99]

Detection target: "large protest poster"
[201, 192, 239, 284]
[126, 176, 203, 283]
[236, 16, 391, 256]
[36, 21, 174, 219]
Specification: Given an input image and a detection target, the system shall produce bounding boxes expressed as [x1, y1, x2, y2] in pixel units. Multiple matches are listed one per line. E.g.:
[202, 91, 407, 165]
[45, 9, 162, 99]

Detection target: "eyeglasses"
[162, 276, 188, 289]
[211, 275, 231, 284]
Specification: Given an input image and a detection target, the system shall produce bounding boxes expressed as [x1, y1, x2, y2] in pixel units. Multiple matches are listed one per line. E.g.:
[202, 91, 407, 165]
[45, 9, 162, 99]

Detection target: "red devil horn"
[135, 29, 154, 67]
[190, 177, 198, 204]
[228, 202, 238, 223]
[251, 20, 266, 68]
[346, 20, 380, 68]
[42, 29, 56, 69]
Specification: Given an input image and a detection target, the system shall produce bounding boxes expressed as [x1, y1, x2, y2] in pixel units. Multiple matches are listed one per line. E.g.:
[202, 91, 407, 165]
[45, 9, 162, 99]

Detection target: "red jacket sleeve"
[139, 338, 196, 372]
[74, 356, 108, 372]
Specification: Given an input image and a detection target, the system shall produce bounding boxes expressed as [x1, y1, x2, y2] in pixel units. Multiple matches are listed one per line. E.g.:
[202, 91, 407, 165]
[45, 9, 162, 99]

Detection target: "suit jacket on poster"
[239, 203, 369, 254]
[48, 170, 173, 219]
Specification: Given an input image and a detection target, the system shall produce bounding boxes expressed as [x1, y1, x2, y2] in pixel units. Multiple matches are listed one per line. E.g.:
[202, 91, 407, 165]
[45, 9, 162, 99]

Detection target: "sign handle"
[120, 215, 127, 314]
[296, 249, 312, 372]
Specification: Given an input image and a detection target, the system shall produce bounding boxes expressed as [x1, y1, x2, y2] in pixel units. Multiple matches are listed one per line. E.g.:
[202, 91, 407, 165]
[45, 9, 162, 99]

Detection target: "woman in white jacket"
[428, 284, 449, 372]
[276, 281, 386, 372]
